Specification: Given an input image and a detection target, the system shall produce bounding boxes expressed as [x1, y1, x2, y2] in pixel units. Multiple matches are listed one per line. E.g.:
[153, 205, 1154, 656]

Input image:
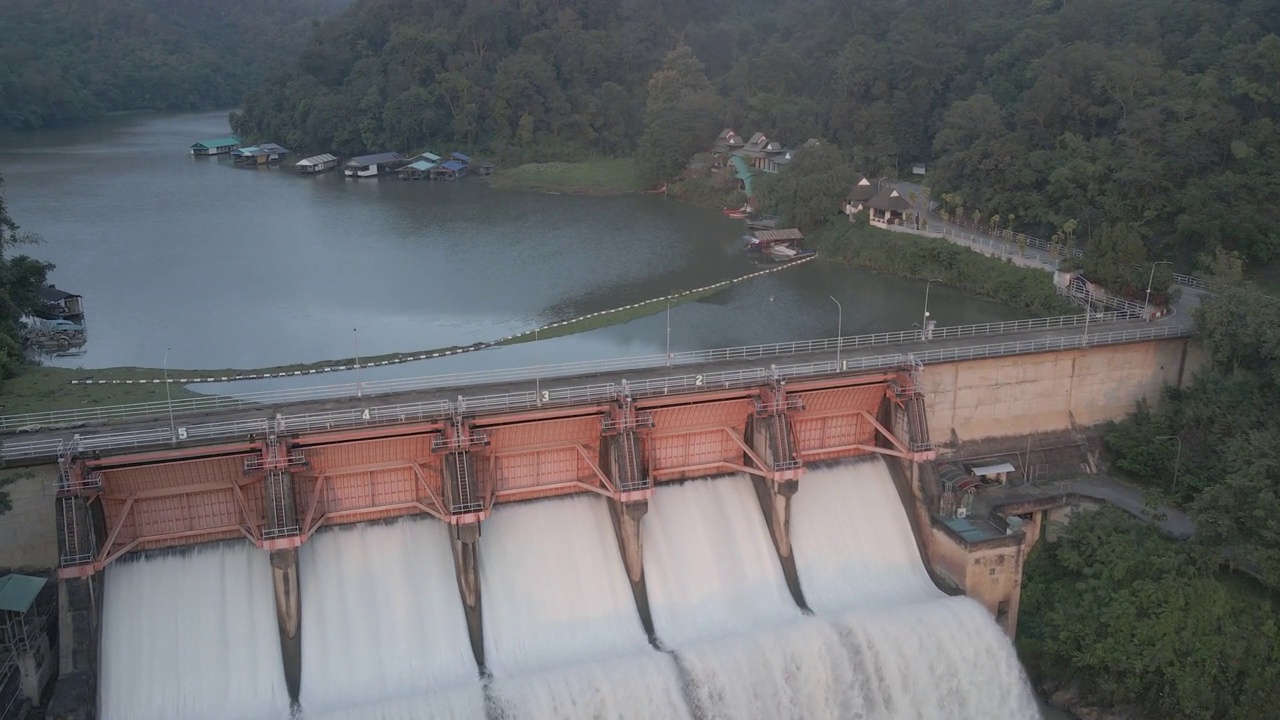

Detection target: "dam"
[0, 318, 1199, 719]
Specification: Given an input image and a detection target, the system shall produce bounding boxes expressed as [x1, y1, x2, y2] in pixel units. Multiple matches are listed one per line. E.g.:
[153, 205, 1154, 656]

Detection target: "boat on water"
[742, 228, 805, 253]
[766, 242, 817, 262]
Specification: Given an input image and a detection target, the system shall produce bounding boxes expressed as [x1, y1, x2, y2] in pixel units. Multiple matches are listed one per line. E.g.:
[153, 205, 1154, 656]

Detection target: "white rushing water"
[99, 542, 291, 720]
[480, 495, 690, 720]
[100, 460, 1040, 720]
[298, 519, 485, 720]
[643, 474, 803, 644]
[792, 458, 1042, 719]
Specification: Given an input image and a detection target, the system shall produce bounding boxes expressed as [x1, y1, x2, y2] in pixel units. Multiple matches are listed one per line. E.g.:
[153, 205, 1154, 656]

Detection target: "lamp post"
[666, 299, 672, 368]
[1156, 435, 1182, 494]
[353, 328, 361, 398]
[923, 278, 942, 340]
[535, 327, 541, 405]
[1144, 261, 1174, 322]
[163, 348, 176, 445]
[829, 295, 843, 371]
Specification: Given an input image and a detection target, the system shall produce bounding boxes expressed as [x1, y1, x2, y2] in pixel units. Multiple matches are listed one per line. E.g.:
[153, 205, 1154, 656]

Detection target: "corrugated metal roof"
[413, 152, 442, 162]
[450, 152, 471, 163]
[436, 160, 465, 172]
[190, 136, 240, 148]
[751, 229, 805, 242]
[0, 574, 46, 614]
[969, 463, 1016, 476]
[297, 153, 338, 165]
[404, 160, 438, 171]
[259, 143, 288, 153]
[348, 152, 403, 166]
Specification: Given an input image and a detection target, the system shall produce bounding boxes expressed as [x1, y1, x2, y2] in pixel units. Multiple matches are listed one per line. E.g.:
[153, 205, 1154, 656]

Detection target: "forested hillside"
[234, 0, 1280, 269]
[0, 0, 349, 131]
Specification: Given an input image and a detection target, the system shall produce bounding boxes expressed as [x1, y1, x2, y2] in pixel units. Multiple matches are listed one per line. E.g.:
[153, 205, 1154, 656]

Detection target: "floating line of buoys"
[68, 256, 814, 385]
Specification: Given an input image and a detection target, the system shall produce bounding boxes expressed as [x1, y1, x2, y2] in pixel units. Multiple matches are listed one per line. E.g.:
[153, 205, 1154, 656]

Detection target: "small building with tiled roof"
[189, 135, 241, 156]
[866, 187, 912, 226]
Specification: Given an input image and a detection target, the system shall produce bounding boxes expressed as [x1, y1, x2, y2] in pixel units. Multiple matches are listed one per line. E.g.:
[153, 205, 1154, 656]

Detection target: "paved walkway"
[973, 474, 1194, 539]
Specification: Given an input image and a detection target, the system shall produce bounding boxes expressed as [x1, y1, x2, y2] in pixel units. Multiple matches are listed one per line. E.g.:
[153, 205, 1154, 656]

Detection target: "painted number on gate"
[361, 408, 371, 420]
[541, 390, 550, 403]
[177, 427, 188, 440]
[695, 374, 704, 386]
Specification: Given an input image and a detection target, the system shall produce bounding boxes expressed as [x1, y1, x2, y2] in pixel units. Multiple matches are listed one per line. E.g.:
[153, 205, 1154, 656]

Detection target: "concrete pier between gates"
[270, 548, 302, 704]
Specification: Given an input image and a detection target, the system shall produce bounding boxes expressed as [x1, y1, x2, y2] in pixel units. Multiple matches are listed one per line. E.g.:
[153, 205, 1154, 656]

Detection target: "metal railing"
[0, 312, 1141, 433]
[0, 322, 1193, 464]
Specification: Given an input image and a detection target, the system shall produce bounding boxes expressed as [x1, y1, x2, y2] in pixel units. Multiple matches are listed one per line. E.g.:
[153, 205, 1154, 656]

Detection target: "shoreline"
[0, 261, 810, 415]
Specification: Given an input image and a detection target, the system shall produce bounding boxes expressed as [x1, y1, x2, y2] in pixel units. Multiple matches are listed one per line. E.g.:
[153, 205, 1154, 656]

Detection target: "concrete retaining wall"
[0, 464, 59, 571]
[922, 338, 1201, 442]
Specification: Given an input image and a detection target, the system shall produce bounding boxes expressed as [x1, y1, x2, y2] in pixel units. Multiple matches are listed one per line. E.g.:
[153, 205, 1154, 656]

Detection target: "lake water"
[0, 111, 1025, 373]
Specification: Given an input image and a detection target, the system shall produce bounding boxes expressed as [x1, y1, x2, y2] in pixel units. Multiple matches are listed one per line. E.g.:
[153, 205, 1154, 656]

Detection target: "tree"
[754, 143, 855, 232]
[634, 46, 722, 187]
[0, 174, 54, 381]
[1082, 222, 1147, 293]
[1019, 509, 1280, 720]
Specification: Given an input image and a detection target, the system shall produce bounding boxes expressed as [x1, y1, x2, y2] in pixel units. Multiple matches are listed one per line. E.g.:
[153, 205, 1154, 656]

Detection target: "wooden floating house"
[398, 151, 443, 180]
[232, 143, 290, 166]
[189, 136, 241, 156]
[38, 286, 84, 321]
[295, 153, 340, 174]
[430, 160, 467, 181]
[345, 152, 405, 178]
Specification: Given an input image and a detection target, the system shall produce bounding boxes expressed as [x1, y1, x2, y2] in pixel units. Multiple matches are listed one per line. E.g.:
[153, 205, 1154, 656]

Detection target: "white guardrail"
[0, 311, 1138, 434]
[0, 322, 1192, 464]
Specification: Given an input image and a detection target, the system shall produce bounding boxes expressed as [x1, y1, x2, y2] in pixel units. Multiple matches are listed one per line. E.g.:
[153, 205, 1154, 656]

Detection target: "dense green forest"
[233, 0, 1280, 269]
[1017, 263, 1280, 718]
[0, 0, 349, 130]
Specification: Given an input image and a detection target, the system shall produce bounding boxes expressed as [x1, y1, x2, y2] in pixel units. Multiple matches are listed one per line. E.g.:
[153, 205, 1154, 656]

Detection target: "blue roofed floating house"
[232, 143, 290, 166]
[189, 135, 241, 156]
[344, 152, 406, 178]
[449, 152, 471, 167]
[398, 159, 439, 180]
[430, 160, 468, 181]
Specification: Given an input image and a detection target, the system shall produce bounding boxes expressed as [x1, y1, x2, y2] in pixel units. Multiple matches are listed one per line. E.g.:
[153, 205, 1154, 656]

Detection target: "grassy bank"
[0, 280, 742, 415]
[810, 217, 1078, 316]
[665, 175, 746, 210]
[488, 158, 647, 195]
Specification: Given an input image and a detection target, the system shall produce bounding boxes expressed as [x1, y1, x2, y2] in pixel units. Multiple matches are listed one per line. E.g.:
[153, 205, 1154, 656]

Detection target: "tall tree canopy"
[0, 0, 349, 130]
[231, 0, 1279, 270]
[0, 175, 54, 380]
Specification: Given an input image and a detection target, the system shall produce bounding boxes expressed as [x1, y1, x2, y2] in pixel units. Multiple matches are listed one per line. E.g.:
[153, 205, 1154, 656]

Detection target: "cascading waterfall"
[480, 495, 690, 720]
[644, 475, 868, 718]
[98, 460, 1041, 720]
[790, 458, 1042, 719]
[297, 519, 485, 720]
[98, 542, 291, 720]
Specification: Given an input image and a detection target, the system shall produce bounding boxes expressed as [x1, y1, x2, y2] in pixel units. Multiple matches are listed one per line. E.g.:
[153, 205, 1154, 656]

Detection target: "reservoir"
[0, 111, 1024, 374]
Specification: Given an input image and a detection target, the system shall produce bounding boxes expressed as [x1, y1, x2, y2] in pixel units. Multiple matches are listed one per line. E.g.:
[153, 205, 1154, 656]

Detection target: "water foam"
[480, 495, 690, 719]
[792, 459, 1042, 719]
[99, 542, 290, 720]
[298, 518, 485, 719]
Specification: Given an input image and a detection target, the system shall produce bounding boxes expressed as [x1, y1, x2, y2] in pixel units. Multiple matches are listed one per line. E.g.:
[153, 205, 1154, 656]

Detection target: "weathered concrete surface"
[923, 338, 1200, 442]
[270, 548, 301, 705]
[0, 464, 59, 570]
[448, 522, 484, 672]
[46, 576, 101, 720]
[607, 499, 656, 642]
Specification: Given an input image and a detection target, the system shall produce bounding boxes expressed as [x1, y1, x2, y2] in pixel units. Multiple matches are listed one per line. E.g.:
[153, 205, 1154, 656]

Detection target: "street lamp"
[353, 328, 362, 398]
[666, 300, 672, 368]
[1144, 261, 1174, 322]
[163, 348, 176, 445]
[535, 327, 540, 405]
[923, 278, 943, 340]
[1155, 435, 1182, 494]
[828, 295, 843, 371]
